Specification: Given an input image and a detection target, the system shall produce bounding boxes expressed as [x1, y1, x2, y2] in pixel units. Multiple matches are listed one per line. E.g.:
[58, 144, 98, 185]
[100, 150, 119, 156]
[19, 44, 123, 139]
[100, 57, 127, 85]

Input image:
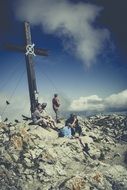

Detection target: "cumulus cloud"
[15, 0, 110, 67]
[69, 89, 127, 112]
[69, 95, 104, 112]
[105, 90, 127, 110]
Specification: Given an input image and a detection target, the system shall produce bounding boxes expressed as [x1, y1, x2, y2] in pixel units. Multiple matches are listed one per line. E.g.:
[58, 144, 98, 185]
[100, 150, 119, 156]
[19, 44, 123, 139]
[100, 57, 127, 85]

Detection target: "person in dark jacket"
[65, 113, 82, 136]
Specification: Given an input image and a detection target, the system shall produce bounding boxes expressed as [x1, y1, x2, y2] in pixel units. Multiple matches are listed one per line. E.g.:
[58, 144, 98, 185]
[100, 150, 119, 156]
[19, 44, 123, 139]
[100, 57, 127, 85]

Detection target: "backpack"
[58, 126, 71, 138]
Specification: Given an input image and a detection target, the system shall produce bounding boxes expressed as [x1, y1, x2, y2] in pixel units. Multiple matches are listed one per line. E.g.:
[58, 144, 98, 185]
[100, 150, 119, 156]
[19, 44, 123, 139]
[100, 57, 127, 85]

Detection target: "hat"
[41, 103, 47, 107]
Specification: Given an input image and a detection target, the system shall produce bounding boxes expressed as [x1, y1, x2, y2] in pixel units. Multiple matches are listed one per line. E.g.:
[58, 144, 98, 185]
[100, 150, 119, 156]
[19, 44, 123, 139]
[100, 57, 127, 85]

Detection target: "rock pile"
[0, 114, 127, 190]
[89, 114, 127, 142]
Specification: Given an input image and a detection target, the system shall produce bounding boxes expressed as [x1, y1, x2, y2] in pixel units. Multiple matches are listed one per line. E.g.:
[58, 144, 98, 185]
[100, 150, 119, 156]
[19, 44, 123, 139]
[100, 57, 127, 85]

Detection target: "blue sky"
[0, 0, 127, 120]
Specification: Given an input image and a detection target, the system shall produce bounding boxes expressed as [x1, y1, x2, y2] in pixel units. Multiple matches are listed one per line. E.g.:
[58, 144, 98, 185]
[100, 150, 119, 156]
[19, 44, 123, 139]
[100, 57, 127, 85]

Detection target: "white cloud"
[69, 95, 104, 111]
[105, 90, 127, 110]
[69, 89, 127, 112]
[15, 0, 110, 67]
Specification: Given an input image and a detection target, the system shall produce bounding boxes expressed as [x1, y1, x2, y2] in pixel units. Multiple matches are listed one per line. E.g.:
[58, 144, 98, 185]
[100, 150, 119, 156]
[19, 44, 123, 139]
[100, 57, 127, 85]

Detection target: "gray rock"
[0, 114, 127, 189]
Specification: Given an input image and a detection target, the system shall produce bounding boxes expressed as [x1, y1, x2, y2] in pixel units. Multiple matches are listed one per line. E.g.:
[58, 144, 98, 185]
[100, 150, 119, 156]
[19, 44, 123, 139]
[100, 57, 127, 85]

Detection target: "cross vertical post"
[24, 22, 37, 114]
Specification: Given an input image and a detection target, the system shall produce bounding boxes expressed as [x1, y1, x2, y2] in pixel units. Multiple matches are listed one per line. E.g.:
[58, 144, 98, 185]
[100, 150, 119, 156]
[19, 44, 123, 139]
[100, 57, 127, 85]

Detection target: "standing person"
[52, 94, 60, 123]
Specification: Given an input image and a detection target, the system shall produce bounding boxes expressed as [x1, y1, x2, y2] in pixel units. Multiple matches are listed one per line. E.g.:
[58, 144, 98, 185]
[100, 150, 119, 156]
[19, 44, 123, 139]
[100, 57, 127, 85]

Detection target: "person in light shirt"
[32, 103, 56, 130]
[40, 103, 57, 129]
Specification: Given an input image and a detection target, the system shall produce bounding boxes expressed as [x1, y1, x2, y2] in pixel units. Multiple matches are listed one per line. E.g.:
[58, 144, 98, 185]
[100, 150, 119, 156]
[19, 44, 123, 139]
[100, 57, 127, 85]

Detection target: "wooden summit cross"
[6, 22, 48, 115]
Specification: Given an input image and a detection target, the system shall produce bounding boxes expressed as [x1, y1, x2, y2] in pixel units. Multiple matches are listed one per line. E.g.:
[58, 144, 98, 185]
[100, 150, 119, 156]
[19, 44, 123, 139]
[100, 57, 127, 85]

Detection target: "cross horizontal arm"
[5, 44, 48, 56]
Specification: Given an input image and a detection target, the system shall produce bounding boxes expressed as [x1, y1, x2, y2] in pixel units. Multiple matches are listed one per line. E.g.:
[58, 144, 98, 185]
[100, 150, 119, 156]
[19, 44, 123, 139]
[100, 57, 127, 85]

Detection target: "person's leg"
[53, 108, 60, 123]
[71, 127, 75, 136]
[75, 125, 82, 136]
[56, 109, 61, 123]
[55, 109, 58, 121]
[48, 117, 56, 128]
[41, 118, 51, 131]
[51, 120, 56, 128]
[34, 118, 43, 125]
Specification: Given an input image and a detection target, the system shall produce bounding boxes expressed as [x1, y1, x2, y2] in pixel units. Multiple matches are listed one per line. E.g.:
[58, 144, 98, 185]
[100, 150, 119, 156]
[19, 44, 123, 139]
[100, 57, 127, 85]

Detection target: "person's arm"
[40, 110, 50, 119]
[71, 118, 77, 127]
[58, 98, 60, 104]
[34, 110, 42, 119]
[66, 118, 75, 128]
[56, 98, 60, 106]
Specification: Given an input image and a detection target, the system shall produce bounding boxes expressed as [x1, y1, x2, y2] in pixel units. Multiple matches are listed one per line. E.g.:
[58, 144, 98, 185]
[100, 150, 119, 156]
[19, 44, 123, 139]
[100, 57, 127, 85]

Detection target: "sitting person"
[32, 103, 44, 125]
[32, 103, 56, 130]
[65, 113, 82, 136]
[40, 103, 57, 129]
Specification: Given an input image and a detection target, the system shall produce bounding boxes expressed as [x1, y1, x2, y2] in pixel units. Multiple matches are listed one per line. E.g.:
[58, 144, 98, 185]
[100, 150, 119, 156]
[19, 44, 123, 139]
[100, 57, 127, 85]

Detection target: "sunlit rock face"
[0, 114, 127, 190]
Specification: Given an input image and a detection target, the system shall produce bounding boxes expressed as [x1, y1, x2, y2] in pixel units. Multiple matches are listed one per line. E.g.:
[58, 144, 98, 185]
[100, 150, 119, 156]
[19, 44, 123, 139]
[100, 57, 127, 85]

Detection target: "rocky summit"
[0, 114, 127, 190]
